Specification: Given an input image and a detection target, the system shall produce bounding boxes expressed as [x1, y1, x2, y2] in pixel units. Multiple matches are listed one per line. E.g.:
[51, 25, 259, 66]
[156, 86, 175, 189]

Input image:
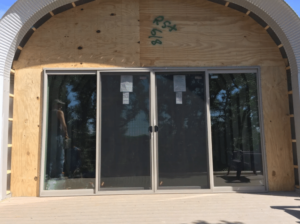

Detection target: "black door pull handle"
[149, 126, 153, 133]
[154, 126, 159, 132]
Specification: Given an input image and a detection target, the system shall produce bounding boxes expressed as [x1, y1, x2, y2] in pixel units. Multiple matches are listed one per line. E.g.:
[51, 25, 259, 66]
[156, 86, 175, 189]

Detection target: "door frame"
[40, 67, 267, 197]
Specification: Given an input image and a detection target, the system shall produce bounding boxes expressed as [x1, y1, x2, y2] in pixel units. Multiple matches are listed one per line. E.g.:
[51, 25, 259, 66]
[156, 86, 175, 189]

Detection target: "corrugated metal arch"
[1, 0, 300, 200]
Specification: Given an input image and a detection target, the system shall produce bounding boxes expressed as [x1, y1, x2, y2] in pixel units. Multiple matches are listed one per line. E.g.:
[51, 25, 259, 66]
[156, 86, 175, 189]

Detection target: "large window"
[41, 69, 265, 195]
[44, 75, 97, 190]
[209, 73, 264, 187]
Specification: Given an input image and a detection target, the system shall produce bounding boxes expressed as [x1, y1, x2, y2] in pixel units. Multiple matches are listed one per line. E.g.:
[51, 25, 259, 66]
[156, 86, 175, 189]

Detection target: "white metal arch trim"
[0, 0, 300, 200]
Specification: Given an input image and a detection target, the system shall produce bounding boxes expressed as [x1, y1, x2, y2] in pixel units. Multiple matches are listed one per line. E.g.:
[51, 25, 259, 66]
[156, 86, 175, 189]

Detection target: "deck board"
[0, 192, 299, 223]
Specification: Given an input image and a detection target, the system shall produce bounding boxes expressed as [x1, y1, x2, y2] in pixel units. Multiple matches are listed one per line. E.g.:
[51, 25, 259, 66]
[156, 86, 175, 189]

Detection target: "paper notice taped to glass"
[123, 92, 130, 104]
[120, 75, 133, 92]
[174, 75, 186, 92]
[176, 92, 183, 104]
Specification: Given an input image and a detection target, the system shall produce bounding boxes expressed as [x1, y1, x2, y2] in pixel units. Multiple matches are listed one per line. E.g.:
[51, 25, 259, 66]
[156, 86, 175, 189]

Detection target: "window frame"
[40, 66, 267, 197]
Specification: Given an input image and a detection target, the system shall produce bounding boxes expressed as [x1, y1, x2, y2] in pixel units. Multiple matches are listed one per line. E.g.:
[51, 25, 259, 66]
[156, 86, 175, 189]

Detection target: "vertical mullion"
[40, 70, 48, 194]
[149, 71, 154, 193]
[95, 71, 101, 193]
[151, 71, 158, 192]
[206, 70, 214, 191]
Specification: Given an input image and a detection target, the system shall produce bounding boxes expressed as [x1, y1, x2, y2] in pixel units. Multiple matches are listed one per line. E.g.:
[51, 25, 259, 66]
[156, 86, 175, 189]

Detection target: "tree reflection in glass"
[209, 73, 264, 187]
[45, 75, 97, 190]
[100, 73, 151, 190]
[156, 73, 209, 189]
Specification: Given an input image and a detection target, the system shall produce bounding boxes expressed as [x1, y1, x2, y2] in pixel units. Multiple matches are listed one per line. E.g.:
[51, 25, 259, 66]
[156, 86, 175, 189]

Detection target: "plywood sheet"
[11, 68, 42, 197]
[261, 66, 294, 191]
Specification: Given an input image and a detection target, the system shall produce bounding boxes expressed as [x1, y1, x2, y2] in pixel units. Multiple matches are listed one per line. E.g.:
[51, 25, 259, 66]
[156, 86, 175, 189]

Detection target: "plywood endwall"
[11, 0, 294, 196]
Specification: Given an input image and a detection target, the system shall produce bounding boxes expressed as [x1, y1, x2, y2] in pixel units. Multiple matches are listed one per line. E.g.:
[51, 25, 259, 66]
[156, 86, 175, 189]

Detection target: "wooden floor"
[0, 192, 299, 224]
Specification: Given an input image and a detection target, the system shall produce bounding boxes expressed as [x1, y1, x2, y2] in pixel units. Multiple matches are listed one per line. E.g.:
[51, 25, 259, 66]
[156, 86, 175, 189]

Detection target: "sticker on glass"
[120, 75, 133, 92]
[140, 76, 147, 80]
[174, 75, 186, 92]
[195, 76, 202, 79]
[176, 92, 183, 104]
[211, 75, 218, 79]
[123, 92, 130, 104]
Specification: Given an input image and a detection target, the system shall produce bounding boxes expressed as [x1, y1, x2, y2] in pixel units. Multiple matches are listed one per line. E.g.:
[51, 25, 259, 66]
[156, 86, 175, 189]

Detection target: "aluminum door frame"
[40, 70, 97, 197]
[40, 67, 267, 197]
[207, 68, 267, 193]
[96, 70, 155, 195]
[153, 69, 213, 194]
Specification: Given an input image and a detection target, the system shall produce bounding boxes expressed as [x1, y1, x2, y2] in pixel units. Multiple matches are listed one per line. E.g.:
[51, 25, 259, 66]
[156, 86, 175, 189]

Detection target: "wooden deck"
[0, 192, 299, 224]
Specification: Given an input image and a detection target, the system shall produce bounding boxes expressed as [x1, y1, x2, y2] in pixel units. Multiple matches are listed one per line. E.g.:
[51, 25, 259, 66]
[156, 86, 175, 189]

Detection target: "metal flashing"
[267, 27, 282, 46]
[19, 29, 35, 48]
[75, 0, 95, 6]
[207, 0, 226, 6]
[52, 3, 73, 15]
[228, 2, 248, 14]
[33, 13, 52, 29]
[249, 12, 268, 28]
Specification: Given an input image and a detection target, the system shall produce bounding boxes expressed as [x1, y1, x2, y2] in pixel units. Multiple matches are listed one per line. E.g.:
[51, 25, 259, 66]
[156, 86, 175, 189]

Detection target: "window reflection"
[100, 73, 151, 190]
[156, 73, 209, 189]
[45, 75, 97, 190]
[210, 73, 264, 187]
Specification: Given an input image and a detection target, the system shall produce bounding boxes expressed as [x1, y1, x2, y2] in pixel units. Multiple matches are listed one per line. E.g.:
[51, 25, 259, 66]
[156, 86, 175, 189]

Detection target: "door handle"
[154, 126, 159, 132]
[148, 126, 153, 133]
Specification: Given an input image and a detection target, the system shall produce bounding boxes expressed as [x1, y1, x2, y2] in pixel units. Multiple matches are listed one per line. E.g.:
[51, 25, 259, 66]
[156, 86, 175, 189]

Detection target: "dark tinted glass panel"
[7, 147, 12, 170]
[45, 75, 97, 190]
[8, 121, 12, 145]
[210, 73, 264, 187]
[9, 97, 13, 118]
[100, 73, 151, 190]
[156, 73, 209, 189]
[10, 74, 14, 94]
[7, 173, 11, 191]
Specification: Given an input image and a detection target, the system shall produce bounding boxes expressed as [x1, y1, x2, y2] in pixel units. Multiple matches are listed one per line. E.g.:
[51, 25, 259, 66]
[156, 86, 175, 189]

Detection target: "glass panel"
[10, 74, 14, 94]
[156, 72, 209, 189]
[100, 73, 151, 190]
[8, 121, 12, 145]
[45, 75, 97, 190]
[7, 147, 12, 170]
[9, 97, 13, 118]
[209, 73, 264, 187]
[7, 173, 11, 191]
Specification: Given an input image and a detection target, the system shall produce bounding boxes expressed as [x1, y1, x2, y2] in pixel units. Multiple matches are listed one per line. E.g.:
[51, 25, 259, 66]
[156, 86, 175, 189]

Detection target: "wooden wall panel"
[11, 68, 42, 196]
[261, 66, 294, 191]
[12, 0, 293, 195]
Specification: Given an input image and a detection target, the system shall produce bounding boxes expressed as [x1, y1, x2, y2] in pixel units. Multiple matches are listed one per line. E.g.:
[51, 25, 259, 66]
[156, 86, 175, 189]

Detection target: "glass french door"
[97, 71, 210, 192]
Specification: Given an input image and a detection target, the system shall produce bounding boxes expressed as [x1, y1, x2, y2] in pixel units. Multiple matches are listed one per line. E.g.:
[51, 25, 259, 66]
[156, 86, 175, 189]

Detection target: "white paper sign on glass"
[176, 92, 183, 104]
[120, 75, 133, 92]
[123, 92, 130, 104]
[174, 75, 186, 92]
